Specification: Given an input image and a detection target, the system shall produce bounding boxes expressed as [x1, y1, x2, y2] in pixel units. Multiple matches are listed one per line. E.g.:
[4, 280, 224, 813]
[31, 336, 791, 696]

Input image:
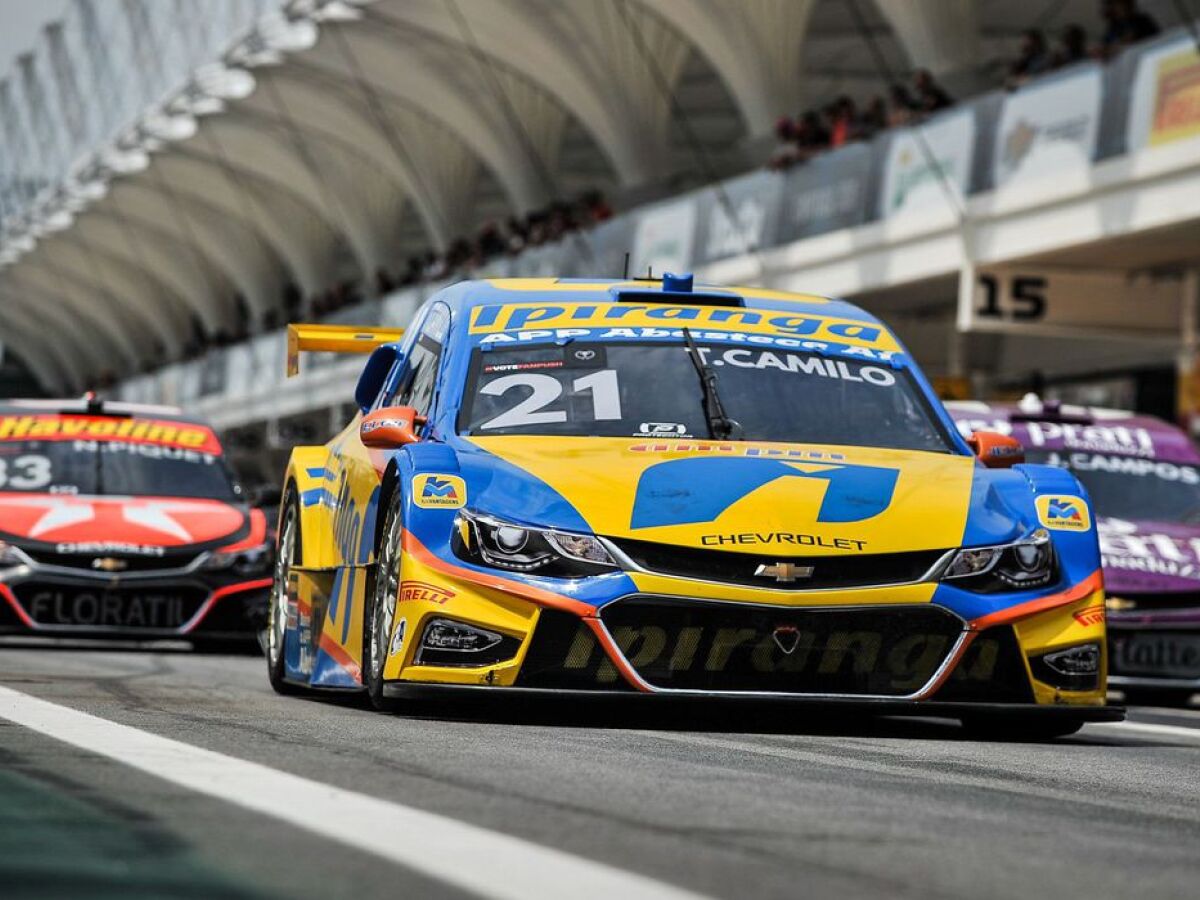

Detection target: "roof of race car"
[440, 277, 883, 324]
[946, 398, 1200, 463]
[419, 278, 903, 362]
[0, 397, 206, 425]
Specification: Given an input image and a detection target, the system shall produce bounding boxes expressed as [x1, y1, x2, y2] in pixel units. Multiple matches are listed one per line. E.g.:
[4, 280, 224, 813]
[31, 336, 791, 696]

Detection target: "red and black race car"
[0, 396, 272, 648]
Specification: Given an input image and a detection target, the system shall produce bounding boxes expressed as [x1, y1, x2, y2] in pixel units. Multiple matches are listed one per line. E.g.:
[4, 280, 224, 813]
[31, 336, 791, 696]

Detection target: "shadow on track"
[293, 689, 1134, 745]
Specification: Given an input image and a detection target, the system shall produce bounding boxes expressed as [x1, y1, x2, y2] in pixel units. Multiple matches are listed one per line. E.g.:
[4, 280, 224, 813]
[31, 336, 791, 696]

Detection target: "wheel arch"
[282, 446, 339, 570]
[374, 459, 403, 555]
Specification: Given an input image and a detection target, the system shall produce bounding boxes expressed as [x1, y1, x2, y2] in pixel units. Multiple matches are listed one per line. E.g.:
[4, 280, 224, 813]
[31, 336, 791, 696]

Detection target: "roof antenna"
[622, 251, 630, 280]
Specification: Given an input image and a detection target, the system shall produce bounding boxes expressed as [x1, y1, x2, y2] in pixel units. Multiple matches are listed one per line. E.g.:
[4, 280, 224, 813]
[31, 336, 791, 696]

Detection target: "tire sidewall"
[363, 488, 403, 709]
[267, 487, 301, 694]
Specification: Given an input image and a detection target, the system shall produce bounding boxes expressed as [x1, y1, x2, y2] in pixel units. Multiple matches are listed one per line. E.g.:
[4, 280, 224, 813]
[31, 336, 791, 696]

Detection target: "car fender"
[1015, 462, 1103, 580]
[283, 446, 339, 571]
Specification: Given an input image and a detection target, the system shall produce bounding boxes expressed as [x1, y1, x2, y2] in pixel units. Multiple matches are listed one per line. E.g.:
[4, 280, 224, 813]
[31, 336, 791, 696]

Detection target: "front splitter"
[384, 681, 1125, 722]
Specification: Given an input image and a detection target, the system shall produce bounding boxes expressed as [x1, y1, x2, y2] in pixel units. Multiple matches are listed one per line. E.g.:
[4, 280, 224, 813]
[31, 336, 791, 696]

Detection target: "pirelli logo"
[0, 416, 220, 453]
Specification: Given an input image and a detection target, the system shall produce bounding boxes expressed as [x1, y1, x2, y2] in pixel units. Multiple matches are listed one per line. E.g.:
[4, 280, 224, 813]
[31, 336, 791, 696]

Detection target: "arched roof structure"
[0, 0, 1163, 391]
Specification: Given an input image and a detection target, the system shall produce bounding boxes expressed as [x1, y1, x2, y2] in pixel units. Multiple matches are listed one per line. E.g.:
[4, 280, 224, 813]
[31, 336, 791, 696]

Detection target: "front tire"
[266, 488, 302, 695]
[362, 488, 403, 711]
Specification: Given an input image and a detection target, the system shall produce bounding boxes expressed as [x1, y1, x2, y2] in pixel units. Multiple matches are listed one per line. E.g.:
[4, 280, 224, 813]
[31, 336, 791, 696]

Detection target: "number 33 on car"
[267, 276, 1123, 739]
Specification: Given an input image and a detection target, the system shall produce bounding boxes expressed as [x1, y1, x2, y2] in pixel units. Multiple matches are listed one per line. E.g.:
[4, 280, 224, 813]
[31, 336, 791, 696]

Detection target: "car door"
[325, 304, 451, 659]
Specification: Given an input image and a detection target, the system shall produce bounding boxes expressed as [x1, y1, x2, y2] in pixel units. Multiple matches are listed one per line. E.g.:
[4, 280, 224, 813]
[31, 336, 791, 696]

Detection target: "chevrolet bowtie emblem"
[91, 557, 128, 572]
[754, 562, 814, 583]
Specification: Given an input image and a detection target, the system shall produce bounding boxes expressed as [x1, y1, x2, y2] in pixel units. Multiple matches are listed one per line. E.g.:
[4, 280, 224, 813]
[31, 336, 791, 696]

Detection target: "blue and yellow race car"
[266, 275, 1123, 737]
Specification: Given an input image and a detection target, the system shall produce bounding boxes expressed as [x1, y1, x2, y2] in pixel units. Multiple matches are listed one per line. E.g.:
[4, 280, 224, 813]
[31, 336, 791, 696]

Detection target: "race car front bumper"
[1107, 610, 1200, 691]
[0, 557, 270, 642]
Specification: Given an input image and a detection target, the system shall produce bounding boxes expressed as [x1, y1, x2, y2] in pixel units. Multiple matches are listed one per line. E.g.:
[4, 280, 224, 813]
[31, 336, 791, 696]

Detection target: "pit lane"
[1, 643, 1198, 900]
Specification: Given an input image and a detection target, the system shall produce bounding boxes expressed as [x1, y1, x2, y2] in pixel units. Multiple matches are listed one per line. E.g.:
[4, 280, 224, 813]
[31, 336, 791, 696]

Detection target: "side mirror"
[354, 344, 403, 412]
[967, 430, 1025, 468]
[360, 406, 424, 449]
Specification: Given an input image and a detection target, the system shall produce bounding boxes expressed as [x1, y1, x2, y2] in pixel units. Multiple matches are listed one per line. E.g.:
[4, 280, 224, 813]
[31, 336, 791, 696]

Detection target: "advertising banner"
[994, 65, 1102, 188]
[879, 108, 974, 218]
[628, 197, 696, 278]
[1127, 35, 1200, 150]
[586, 214, 639, 280]
[691, 169, 782, 265]
[223, 344, 253, 397]
[777, 143, 873, 243]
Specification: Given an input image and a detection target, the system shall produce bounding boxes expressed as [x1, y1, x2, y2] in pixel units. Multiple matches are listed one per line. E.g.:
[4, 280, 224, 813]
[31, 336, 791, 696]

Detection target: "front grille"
[610, 538, 946, 590]
[1107, 591, 1200, 613]
[930, 626, 1034, 703]
[12, 581, 209, 631]
[515, 609, 636, 691]
[21, 549, 200, 573]
[598, 597, 964, 695]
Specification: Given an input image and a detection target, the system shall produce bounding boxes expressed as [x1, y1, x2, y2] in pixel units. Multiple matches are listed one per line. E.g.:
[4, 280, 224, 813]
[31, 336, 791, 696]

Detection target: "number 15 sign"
[956, 264, 1185, 339]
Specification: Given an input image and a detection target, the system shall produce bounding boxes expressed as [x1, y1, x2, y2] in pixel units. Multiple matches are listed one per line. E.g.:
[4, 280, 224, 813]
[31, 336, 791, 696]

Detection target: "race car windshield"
[1029, 450, 1200, 524]
[461, 342, 954, 452]
[0, 439, 238, 500]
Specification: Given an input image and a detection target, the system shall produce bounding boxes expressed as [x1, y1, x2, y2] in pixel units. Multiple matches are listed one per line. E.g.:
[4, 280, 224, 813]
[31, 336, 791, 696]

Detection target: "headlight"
[0, 541, 28, 569]
[201, 542, 274, 577]
[942, 529, 1055, 592]
[453, 510, 617, 577]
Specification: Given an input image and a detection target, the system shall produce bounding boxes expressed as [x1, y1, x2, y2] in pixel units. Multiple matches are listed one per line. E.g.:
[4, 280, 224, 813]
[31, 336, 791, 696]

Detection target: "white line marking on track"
[0, 686, 706, 900]
[1087, 720, 1200, 742]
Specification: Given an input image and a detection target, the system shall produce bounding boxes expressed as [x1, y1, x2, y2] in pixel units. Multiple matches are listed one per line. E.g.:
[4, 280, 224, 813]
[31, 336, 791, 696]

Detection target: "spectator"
[281, 281, 301, 320]
[858, 96, 888, 139]
[374, 266, 395, 296]
[1052, 24, 1089, 68]
[887, 84, 916, 127]
[579, 189, 612, 223]
[768, 116, 800, 170]
[1007, 29, 1053, 88]
[400, 256, 423, 286]
[793, 110, 829, 160]
[505, 215, 528, 254]
[477, 222, 506, 258]
[1099, 0, 1160, 57]
[827, 96, 857, 148]
[912, 69, 953, 114]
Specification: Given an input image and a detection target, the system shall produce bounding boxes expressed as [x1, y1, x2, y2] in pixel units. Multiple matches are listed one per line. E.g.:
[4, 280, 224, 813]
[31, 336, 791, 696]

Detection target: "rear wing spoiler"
[285, 323, 405, 377]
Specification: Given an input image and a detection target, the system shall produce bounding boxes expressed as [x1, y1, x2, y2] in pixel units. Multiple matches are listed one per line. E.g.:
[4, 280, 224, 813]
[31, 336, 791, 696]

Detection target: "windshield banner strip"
[0, 416, 222, 454]
[468, 303, 901, 352]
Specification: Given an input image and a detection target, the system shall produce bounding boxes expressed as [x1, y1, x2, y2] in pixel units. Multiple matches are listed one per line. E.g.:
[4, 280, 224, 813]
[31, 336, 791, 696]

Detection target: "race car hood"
[1099, 517, 1200, 595]
[461, 437, 1025, 556]
[0, 492, 250, 554]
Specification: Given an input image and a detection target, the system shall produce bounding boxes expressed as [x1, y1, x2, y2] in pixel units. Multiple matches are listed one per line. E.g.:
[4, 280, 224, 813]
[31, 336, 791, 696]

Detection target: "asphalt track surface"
[1, 643, 1198, 900]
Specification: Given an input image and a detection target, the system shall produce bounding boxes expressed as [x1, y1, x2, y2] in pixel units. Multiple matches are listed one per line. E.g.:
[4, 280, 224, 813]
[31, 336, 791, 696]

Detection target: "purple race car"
[948, 396, 1200, 707]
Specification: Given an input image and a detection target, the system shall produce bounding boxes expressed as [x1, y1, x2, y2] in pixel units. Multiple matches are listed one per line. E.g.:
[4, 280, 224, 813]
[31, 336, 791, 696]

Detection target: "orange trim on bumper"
[968, 570, 1103, 631]
[181, 577, 273, 633]
[584, 617, 653, 693]
[402, 531, 597, 617]
[0, 582, 35, 628]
